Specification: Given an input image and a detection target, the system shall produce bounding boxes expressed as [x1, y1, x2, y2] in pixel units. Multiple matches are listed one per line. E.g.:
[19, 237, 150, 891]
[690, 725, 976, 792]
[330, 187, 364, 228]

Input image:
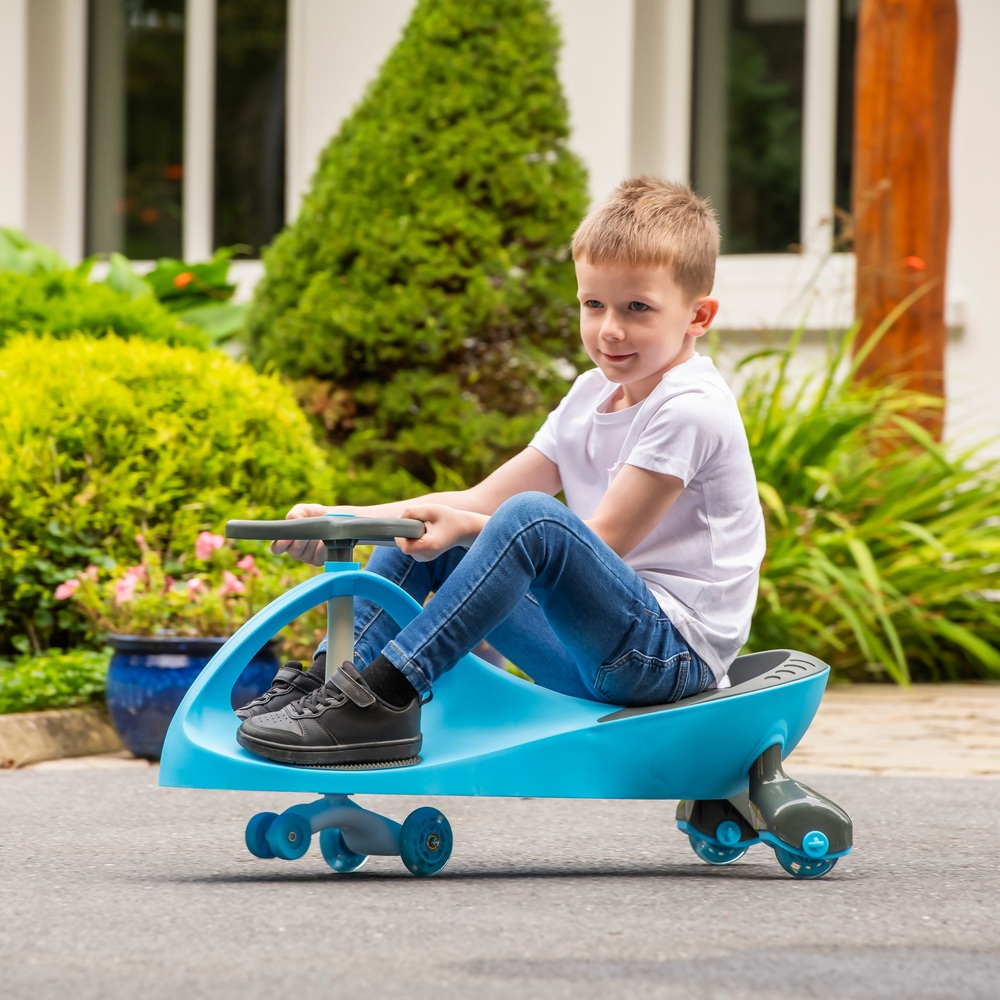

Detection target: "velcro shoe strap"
[332, 661, 377, 708]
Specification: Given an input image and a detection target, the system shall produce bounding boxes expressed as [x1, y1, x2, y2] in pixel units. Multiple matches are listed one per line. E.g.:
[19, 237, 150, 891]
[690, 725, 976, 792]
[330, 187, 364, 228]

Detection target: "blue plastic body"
[159, 565, 827, 802]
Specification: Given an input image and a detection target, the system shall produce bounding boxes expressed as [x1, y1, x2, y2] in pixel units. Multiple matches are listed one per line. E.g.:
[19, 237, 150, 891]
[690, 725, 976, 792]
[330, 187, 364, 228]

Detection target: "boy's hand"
[396, 504, 486, 561]
[270, 503, 338, 565]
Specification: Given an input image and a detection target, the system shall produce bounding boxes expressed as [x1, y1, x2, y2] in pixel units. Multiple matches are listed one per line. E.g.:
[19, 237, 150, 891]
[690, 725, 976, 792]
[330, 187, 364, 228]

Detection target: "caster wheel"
[400, 807, 452, 877]
[266, 811, 312, 861]
[320, 828, 368, 873]
[688, 832, 748, 866]
[245, 811, 278, 859]
[773, 844, 838, 880]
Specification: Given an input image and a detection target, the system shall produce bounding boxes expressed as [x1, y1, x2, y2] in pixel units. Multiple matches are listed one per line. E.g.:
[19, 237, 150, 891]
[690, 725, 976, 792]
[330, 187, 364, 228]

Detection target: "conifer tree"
[242, 0, 588, 501]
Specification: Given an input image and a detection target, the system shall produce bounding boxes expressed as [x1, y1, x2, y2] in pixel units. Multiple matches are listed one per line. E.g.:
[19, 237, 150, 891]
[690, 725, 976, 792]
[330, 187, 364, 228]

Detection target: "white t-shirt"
[529, 354, 765, 685]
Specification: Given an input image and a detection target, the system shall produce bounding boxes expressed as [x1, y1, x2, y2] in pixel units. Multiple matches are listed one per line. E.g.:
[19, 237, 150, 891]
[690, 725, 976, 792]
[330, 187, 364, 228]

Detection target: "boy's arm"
[585, 464, 685, 558]
[273, 447, 561, 564]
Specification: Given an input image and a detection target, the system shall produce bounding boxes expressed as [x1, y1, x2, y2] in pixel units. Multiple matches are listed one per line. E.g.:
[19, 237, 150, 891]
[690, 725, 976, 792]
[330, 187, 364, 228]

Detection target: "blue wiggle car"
[159, 515, 853, 880]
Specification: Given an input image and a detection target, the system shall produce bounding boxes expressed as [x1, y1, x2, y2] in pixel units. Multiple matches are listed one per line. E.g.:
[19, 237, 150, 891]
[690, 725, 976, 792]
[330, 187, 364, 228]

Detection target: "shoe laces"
[287, 678, 345, 717]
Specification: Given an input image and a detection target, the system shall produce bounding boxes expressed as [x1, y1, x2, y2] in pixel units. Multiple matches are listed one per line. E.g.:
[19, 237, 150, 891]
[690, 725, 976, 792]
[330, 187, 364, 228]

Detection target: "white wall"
[0, 0, 28, 231]
[943, 0, 1000, 451]
[285, 0, 414, 220]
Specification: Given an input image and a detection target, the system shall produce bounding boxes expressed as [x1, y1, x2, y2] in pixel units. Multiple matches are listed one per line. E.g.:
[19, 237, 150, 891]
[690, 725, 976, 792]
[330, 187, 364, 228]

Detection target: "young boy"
[235, 177, 766, 767]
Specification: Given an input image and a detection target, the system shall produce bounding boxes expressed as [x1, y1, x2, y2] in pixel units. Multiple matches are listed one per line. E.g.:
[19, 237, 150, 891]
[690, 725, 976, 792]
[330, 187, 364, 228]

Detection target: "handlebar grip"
[225, 515, 425, 545]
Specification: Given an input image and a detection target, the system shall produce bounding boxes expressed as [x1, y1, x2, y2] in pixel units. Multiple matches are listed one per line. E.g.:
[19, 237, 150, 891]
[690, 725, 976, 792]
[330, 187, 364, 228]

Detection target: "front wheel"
[245, 811, 278, 859]
[400, 807, 453, 877]
[320, 828, 368, 873]
[266, 811, 312, 861]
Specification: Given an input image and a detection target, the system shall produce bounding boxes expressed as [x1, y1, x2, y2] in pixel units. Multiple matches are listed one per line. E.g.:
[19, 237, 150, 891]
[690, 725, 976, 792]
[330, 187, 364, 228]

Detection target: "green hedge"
[0, 648, 109, 714]
[0, 269, 208, 350]
[242, 0, 589, 502]
[0, 333, 335, 655]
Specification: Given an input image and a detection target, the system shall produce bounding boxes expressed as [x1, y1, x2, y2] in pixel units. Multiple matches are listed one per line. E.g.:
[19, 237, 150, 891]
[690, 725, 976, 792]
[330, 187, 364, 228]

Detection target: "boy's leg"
[236, 545, 466, 719]
[237, 492, 711, 764]
[383, 492, 711, 706]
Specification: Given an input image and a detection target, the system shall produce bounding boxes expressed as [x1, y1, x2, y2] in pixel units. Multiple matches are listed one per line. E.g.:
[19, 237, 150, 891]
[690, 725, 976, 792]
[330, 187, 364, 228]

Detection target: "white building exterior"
[1, 0, 997, 451]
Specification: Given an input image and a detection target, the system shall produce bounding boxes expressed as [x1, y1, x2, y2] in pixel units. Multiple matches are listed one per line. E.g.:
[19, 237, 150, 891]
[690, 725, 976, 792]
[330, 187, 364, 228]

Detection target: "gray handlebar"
[225, 515, 425, 546]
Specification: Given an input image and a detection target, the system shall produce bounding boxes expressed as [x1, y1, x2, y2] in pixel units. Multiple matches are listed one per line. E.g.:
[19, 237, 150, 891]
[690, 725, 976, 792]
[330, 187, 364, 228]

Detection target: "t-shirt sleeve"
[625, 388, 731, 486]
[528, 374, 586, 464]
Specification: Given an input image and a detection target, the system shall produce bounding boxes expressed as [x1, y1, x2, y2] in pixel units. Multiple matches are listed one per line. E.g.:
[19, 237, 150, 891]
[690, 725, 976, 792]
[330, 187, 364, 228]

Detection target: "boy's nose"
[600, 314, 625, 340]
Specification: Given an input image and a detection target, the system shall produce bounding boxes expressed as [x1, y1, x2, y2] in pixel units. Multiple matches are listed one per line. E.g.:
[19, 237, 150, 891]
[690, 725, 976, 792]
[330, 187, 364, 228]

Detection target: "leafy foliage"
[101, 246, 250, 344]
[741, 328, 1000, 682]
[0, 333, 335, 655]
[0, 268, 208, 350]
[0, 648, 110, 715]
[242, 0, 589, 503]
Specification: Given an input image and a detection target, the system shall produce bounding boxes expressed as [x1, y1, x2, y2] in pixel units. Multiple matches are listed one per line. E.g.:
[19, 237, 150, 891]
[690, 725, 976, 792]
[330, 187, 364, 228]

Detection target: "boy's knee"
[494, 491, 564, 528]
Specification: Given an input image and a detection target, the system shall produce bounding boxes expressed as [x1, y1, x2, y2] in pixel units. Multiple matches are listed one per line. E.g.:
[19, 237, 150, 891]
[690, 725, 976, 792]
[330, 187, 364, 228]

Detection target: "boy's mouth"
[601, 351, 635, 363]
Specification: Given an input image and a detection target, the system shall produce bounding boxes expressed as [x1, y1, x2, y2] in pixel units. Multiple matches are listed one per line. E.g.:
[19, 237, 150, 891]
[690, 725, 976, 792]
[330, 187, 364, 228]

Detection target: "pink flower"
[186, 578, 207, 598]
[114, 575, 140, 605]
[54, 579, 80, 601]
[84, 565, 100, 581]
[124, 564, 146, 580]
[236, 554, 257, 574]
[221, 570, 246, 595]
[195, 531, 226, 561]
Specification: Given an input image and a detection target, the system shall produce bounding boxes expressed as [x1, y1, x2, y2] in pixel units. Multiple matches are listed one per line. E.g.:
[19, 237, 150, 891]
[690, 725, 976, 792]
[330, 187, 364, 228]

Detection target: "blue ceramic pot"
[106, 635, 280, 760]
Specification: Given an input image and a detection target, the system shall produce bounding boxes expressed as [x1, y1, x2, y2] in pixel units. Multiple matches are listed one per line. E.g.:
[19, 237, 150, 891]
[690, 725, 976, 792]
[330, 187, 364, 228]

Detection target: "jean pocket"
[594, 649, 691, 707]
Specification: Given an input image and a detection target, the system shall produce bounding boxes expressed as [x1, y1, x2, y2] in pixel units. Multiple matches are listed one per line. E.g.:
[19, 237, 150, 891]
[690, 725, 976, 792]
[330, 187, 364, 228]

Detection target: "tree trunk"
[852, 0, 957, 440]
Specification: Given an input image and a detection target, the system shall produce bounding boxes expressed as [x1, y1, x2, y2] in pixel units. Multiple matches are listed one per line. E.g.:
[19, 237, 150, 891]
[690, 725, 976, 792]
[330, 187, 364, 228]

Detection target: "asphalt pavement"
[2, 684, 998, 1000]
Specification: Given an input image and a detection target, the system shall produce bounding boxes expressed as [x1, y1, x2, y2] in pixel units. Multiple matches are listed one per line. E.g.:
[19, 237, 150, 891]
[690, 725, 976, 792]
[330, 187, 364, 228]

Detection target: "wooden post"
[852, 0, 957, 440]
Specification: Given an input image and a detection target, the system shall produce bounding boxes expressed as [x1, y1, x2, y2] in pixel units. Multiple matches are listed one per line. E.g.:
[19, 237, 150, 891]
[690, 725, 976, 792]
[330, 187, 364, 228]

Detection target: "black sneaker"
[234, 658, 326, 720]
[236, 661, 422, 766]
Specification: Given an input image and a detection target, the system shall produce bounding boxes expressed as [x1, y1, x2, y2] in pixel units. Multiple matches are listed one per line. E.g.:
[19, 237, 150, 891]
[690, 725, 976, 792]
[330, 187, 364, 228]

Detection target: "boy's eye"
[629, 301, 650, 312]
[583, 300, 603, 309]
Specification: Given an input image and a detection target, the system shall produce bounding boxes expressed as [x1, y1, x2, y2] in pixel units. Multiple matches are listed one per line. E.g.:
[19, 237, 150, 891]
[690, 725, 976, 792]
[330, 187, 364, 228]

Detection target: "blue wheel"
[245, 811, 278, 859]
[400, 807, 452, 877]
[773, 844, 837, 880]
[688, 832, 748, 866]
[266, 811, 312, 861]
[319, 828, 368, 873]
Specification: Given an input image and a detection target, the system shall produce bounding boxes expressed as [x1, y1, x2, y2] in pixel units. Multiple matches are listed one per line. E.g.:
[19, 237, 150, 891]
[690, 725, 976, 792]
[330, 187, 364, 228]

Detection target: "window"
[84, 0, 287, 260]
[688, 0, 857, 256]
[86, 0, 185, 259]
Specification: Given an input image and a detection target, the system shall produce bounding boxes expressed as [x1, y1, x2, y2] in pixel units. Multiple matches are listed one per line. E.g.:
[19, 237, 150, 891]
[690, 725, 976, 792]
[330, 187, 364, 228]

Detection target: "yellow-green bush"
[0, 333, 336, 654]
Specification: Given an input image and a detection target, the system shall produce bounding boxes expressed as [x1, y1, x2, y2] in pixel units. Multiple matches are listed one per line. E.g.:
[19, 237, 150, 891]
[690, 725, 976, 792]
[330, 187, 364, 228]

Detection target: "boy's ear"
[688, 297, 720, 337]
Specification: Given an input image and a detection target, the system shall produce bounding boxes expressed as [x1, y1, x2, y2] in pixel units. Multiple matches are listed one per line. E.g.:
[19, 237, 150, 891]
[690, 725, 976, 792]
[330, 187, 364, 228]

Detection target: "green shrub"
[0, 333, 336, 655]
[740, 328, 1000, 682]
[0, 227, 67, 276]
[242, 0, 589, 502]
[0, 269, 208, 350]
[0, 647, 110, 714]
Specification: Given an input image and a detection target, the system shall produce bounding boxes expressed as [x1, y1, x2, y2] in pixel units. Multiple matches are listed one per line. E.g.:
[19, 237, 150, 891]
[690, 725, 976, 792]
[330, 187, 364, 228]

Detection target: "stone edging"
[0, 705, 123, 769]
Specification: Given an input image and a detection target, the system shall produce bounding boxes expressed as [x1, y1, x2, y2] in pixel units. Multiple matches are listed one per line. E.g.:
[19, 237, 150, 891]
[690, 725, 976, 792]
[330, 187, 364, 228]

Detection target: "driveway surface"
[2, 683, 998, 999]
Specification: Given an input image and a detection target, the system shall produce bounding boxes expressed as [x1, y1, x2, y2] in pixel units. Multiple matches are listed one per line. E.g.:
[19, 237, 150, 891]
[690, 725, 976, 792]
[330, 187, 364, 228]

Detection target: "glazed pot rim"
[107, 634, 281, 654]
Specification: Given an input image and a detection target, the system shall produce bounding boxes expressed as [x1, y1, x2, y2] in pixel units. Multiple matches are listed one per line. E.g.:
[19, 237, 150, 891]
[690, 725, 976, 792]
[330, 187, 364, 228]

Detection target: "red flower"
[174, 272, 195, 289]
[905, 256, 926, 271]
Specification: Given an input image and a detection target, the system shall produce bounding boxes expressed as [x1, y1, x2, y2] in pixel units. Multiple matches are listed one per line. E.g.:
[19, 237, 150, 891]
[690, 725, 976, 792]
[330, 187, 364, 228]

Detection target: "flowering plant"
[55, 532, 323, 649]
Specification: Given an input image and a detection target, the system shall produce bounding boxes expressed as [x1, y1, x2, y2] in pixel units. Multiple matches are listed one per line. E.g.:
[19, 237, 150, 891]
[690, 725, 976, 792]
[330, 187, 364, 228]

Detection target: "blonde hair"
[571, 177, 720, 300]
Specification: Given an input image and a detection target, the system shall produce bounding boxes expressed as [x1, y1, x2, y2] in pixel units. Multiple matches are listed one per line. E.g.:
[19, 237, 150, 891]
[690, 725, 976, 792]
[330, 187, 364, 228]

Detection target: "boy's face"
[575, 258, 719, 408]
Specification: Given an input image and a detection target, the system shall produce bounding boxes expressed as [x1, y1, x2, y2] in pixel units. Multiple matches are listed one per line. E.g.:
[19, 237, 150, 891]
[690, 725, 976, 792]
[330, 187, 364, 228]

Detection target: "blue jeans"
[317, 492, 712, 706]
